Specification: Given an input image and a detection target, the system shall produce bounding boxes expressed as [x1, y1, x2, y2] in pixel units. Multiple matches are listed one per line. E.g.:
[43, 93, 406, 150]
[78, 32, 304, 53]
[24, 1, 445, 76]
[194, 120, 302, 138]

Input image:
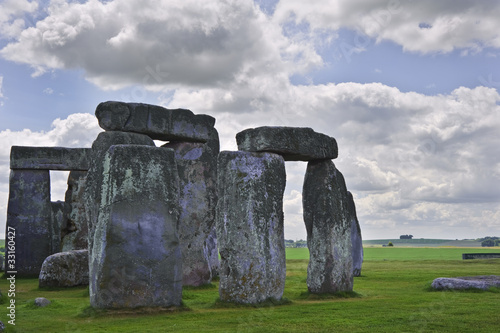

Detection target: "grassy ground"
[1, 248, 500, 332]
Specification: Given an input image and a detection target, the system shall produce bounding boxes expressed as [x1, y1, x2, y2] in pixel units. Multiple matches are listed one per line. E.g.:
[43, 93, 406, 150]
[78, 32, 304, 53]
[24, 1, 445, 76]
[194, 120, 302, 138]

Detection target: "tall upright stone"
[61, 171, 89, 251]
[90, 145, 182, 308]
[163, 139, 218, 286]
[51, 201, 65, 254]
[348, 191, 363, 277]
[303, 160, 353, 293]
[217, 151, 286, 304]
[6, 170, 51, 276]
[84, 131, 155, 260]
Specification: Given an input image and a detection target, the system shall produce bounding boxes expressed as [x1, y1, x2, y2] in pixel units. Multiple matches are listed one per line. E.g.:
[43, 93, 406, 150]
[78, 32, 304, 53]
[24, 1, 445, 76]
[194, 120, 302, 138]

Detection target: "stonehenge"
[5, 101, 362, 307]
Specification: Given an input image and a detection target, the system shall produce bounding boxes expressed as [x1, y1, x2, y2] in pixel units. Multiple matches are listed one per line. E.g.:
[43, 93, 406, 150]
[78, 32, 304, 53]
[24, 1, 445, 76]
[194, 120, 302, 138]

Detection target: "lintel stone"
[95, 101, 215, 142]
[236, 126, 338, 161]
[10, 146, 91, 170]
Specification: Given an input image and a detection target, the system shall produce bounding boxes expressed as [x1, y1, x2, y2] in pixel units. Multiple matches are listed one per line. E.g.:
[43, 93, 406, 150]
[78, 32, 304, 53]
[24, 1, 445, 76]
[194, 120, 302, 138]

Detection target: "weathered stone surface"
[348, 192, 363, 277]
[6, 170, 52, 277]
[84, 131, 155, 262]
[217, 151, 286, 304]
[39, 250, 89, 287]
[51, 201, 65, 254]
[95, 101, 215, 142]
[10, 146, 91, 170]
[34, 297, 51, 307]
[61, 171, 88, 251]
[162, 140, 219, 286]
[303, 160, 353, 293]
[90, 145, 182, 308]
[236, 126, 338, 161]
[431, 276, 500, 290]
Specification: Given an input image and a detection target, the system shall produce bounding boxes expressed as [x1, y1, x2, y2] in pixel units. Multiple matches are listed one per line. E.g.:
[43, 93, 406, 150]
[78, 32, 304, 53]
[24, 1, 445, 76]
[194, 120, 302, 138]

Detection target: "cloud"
[0, 0, 38, 39]
[43, 87, 54, 94]
[273, 0, 500, 54]
[0, 0, 321, 89]
[0, 75, 3, 97]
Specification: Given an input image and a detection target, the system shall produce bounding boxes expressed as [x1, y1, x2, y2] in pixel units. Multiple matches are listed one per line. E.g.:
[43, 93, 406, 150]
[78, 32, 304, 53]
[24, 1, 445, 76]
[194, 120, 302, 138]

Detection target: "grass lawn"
[1, 247, 499, 332]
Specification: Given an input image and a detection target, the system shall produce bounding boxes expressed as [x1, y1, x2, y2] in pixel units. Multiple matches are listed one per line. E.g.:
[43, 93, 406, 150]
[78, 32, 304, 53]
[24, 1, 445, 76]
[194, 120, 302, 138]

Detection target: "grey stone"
[303, 160, 353, 293]
[162, 140, 219, 286]
[236, 126, 338, 161]
[431, 276, 500, 290]
[348, 192, 363, 277]
[5, 170, 52, 277]
[84, 131, 155, 262]
[39, 250, 89, 287]
[10, 146, 91, 170]
[90, 145, 182, 308]
[61, 171, 88, 251]
[34, 297, 51, 307]
[95, 101, 215, 142]
[51, 201, 65, 254]
[217, 151, 286, 304]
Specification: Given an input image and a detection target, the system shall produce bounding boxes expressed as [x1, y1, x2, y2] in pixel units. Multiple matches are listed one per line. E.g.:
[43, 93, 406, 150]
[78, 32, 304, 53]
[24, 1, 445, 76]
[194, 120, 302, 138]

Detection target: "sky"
[0, 0, 499, 241]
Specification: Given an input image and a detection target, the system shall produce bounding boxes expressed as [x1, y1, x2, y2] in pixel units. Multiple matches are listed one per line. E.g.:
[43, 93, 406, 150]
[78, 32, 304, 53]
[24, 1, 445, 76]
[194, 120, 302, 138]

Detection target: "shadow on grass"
[298, 290, 362, 300]
[213, 297, 292, 309]
[78, 303, 191, 318]
[182, 283, 217, 291]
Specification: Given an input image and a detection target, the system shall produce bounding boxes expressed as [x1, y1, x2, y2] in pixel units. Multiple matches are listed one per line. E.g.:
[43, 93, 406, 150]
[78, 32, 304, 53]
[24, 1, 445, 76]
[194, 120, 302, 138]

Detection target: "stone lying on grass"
[35, 297, 51, 307]
[236, 126, 338, 161]
[39, 250, 89, 288]
[431, 275, 500, 290]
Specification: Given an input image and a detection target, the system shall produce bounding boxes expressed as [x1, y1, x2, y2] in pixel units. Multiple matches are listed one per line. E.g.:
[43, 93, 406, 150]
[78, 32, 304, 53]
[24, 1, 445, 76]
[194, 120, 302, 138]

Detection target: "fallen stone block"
[95, 101, 215, 142]
[217, 151, 286, 304]
[432, 276, 500, 290]
[39, 250, 89, 288]
[236, 126, 338, 161]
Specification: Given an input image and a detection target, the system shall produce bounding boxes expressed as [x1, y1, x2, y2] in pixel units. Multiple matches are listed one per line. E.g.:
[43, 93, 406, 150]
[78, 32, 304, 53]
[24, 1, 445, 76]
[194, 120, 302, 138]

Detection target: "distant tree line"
[400, 234, 413, 239]
[476, 236, 500, 247]
[285, 239, 307, 248]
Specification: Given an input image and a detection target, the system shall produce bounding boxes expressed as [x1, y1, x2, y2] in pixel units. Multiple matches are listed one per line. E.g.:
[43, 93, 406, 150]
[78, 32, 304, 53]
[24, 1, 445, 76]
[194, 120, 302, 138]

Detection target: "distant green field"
[362, 238, 483, 247]
[286, 247, 500, 261]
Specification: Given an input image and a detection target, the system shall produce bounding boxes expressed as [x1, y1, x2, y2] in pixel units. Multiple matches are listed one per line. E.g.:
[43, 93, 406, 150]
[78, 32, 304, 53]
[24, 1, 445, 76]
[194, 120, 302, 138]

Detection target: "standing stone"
[217, 151, 286, 304]
[61, 171, 88, 251]
[39, 250, 89, 288]
[162, 140, 218, 286]
[90, 145, 182, 308]
[51, 201, 65, 254]
[6, 170, 51, 276]
[348, 191, 363, 277]
[84, 131, 155, 262]
[303, 160, 353, 293]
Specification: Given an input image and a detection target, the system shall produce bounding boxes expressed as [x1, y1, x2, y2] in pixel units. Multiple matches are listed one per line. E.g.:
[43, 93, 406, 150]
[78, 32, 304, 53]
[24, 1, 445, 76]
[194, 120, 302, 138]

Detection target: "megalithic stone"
[348, 191, 363, 277]
[217, 151, 286, 304]
[61, 171, 89, 252]
[84, 131, 155, 262]
[90, 145, 182, 308]
[6, 170, 52, 277]
[51, 201, 65, 254]
[303, 160, 353, 293]
[162, 140, 218, 286]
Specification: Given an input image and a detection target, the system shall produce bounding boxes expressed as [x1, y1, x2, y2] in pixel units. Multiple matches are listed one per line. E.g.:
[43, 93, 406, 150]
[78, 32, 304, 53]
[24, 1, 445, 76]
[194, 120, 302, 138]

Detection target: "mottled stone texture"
[39, 250, 89, 287]
[90, 145, 182, 309]
[303, 160, 353, 293]
[10, 146, 91, 170]
[163, 139, 219, 286]
[95, 101, 215, 142]
[217, 151, 286, 304]
[6, 170, 52, 276]
[236, 126, 338, 161]
[61, 171, 89, 251]
[51, 201, 65, 254]
[84, 131, 155, 261]
[348, 192, 363, 277]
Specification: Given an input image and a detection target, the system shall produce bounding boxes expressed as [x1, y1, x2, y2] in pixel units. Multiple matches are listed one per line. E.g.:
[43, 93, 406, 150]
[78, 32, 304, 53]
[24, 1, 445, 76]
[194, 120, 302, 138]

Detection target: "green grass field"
[1, 247, 499, 332]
